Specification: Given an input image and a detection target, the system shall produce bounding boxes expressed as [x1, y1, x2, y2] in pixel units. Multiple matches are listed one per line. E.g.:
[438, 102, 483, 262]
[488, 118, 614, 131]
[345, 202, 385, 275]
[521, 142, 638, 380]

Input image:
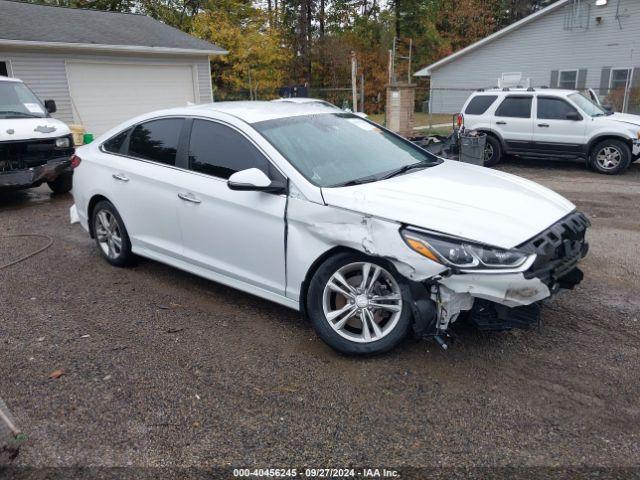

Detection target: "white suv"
[460, 88, 640, 174]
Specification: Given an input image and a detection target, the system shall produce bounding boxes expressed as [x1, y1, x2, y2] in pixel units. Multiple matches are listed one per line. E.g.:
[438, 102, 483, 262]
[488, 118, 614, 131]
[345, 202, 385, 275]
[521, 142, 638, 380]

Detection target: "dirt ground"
[1, 158, 639, 474]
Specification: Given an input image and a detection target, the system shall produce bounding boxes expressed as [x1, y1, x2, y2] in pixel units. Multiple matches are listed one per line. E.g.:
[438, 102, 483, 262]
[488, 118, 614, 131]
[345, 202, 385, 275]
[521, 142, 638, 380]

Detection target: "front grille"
[518, 211, 590, 285]
[0, 137, 73, 172]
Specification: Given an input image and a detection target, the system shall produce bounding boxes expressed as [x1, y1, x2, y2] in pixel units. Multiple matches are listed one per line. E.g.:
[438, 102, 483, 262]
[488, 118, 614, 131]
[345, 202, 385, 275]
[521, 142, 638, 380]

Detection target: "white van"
[0, 76, 74, 193]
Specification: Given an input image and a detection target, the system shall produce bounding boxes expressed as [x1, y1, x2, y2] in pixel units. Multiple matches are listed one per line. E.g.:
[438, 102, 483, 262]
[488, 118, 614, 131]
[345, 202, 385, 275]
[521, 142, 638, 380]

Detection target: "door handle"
[537, 123, 550, 128]
[112, 173, 129, 182]
[496, 121, 507, 125]
[178, 192, 201, 204]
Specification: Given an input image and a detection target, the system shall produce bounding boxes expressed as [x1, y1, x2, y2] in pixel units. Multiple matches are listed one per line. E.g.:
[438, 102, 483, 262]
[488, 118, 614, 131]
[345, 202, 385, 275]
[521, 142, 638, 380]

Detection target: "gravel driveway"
[1, 159, 639, 474]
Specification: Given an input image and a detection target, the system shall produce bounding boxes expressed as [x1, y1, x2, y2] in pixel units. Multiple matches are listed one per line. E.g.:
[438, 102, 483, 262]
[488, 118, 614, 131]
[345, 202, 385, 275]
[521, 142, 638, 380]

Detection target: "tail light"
[457, 114, 464, 127]
[70, 154, 82, 169]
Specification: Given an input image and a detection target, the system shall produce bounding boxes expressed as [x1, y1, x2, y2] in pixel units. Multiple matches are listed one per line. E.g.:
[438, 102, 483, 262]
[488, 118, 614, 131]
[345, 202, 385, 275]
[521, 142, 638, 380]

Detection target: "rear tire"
[483, 135, 502, 167]
[589, 139, 631, 174]
[47, 173, 73, 194]
[307, 252, 413, 355]
[91, 200, 134, 267]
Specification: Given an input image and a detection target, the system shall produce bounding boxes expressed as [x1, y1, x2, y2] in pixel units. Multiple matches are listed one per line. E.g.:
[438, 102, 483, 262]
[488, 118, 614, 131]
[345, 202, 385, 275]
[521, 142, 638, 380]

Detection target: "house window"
[610, 68, 631, 92]
[559, 70, 578, 89]
[0, 61, 8, 77]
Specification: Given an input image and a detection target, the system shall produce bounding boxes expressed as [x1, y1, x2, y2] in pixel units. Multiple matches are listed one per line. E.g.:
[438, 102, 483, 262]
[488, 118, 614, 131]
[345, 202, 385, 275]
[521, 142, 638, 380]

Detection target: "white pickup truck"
[0, 76, 74, 192]
[460, 87, 640, 174]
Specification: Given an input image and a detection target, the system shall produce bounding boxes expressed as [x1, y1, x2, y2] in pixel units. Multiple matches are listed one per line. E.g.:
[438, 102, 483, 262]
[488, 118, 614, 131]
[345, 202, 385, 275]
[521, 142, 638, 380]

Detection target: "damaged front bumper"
[0, 157, 72, 190]
[423, 211, 590, 334]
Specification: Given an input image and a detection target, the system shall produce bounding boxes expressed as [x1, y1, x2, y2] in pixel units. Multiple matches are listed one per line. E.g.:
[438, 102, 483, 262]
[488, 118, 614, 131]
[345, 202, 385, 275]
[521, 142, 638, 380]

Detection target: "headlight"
[401, 227, 532, 270]
[55, 137, 71, 148]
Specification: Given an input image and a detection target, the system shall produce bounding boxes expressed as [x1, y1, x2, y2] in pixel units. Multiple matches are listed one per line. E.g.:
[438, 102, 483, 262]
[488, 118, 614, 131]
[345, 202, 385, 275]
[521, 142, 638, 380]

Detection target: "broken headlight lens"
[401, 228, 531, 270]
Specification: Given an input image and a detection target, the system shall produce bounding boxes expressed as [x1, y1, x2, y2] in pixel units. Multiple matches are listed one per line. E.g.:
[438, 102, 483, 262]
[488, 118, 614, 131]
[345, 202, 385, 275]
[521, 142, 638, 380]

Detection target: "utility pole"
[360, 73, 365, 113]
[351, 51, 358, 112]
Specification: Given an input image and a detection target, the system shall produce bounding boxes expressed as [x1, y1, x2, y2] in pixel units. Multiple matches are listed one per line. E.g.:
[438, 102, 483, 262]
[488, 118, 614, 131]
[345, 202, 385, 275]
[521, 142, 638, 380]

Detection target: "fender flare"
[586, 134, 634, 156]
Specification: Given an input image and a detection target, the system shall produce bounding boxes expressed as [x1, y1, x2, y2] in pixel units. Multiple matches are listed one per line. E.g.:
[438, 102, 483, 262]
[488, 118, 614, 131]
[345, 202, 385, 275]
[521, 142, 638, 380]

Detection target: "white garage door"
[66, 62, 197, 135]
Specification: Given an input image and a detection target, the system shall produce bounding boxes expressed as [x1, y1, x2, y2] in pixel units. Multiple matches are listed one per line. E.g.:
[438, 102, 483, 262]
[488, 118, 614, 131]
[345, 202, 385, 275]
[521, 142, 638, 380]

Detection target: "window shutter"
[577, 69, 587, 89]
[632, 67, 640, 89]
[600, 67, 611, 95]
[550, 70, 559, 88]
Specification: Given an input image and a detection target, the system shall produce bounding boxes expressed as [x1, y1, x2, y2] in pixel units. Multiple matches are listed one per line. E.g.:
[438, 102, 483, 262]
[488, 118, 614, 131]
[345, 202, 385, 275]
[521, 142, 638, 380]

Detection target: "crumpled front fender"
[285, 194, 553, 317]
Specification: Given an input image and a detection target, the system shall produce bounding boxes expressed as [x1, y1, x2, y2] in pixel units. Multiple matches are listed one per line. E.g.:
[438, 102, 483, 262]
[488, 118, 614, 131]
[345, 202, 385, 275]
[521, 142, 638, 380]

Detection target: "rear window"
[495, 96, 532, 118]
[102, 129, 130, 154]
[464, 95, 498, 115]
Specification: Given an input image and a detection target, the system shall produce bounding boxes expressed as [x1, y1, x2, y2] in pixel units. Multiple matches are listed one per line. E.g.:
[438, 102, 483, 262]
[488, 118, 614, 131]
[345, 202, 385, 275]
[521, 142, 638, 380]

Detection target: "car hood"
[320, 160, 575, 249]
[596, 112, 640, 128]
[0, 117, 70, 142]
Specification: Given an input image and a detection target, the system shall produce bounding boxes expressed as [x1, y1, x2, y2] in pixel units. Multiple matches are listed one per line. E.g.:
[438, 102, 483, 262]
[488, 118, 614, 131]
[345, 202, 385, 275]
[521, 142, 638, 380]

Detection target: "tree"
[192, 0, 289, 100]
[26, 0, 135, 11]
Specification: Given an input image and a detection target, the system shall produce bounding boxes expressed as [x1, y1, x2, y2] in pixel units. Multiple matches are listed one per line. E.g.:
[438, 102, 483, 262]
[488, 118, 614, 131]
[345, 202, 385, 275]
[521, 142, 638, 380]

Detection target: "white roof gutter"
[0, 38, 227, 56]
[414, 0, 569, 77]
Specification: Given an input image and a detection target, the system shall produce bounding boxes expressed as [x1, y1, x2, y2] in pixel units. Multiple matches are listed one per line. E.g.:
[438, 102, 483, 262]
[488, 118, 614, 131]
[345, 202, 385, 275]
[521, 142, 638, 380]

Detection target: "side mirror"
[227, 168, 287, 194]
[566, 111, 582, 121]
[603, 104, 614, 113]
[353, 112, 368, 119]
[44, 99, 57, 114]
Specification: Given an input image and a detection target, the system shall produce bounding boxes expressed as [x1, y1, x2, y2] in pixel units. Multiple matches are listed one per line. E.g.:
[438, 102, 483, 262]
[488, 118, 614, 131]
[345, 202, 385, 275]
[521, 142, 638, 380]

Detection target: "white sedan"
[70, 101, 589, 355]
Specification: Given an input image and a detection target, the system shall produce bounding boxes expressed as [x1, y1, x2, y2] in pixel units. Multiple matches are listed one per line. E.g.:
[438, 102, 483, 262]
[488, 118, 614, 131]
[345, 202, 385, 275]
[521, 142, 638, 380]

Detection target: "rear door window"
[495, 96, 532, 118]
[537, 97, 580, 120]
[464, 95, 498, 115]
[128, 118, 183, 166]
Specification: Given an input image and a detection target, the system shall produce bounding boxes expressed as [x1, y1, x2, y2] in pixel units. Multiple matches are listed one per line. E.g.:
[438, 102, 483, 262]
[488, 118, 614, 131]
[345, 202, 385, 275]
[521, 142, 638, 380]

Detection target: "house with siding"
[0, 0, 225, 135]
[415, 0, 640, 115]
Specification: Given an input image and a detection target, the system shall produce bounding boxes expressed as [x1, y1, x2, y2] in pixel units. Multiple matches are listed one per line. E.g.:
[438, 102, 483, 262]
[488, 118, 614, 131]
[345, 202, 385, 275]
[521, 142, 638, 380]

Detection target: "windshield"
[254, 113, 440, 187]
[569, 92, 608, 117]
[0, 81, 46, 119]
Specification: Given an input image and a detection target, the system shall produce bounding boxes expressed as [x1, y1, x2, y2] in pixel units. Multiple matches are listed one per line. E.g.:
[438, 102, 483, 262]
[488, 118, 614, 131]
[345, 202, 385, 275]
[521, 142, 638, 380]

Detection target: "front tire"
[47, 173, 73, 194]
[483, 135, 502, 167]
[307, 252, 413, 355]
[590, 139, 631, 174]
[91, 200, 134, 267]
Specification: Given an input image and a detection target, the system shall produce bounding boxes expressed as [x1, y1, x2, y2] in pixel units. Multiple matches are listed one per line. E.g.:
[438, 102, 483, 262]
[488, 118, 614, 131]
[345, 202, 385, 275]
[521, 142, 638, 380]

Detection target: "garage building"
[0, 0, 225, 135]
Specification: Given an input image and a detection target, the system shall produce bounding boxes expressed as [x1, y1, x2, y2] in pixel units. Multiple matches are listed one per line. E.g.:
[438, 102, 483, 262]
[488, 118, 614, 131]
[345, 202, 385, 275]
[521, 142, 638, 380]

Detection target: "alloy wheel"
[596, 145, 622, 170]
[94, 209, 123, 260]
[322, 262, 403, 344]
[484, 143, 494, 163]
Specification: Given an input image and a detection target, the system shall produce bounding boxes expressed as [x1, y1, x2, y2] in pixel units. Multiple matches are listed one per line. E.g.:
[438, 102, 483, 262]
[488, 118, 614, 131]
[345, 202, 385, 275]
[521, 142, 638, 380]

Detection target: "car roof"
[472, 87, 578, 96]
[272, 97, 325, 103]
[186, 100, 343, 124]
